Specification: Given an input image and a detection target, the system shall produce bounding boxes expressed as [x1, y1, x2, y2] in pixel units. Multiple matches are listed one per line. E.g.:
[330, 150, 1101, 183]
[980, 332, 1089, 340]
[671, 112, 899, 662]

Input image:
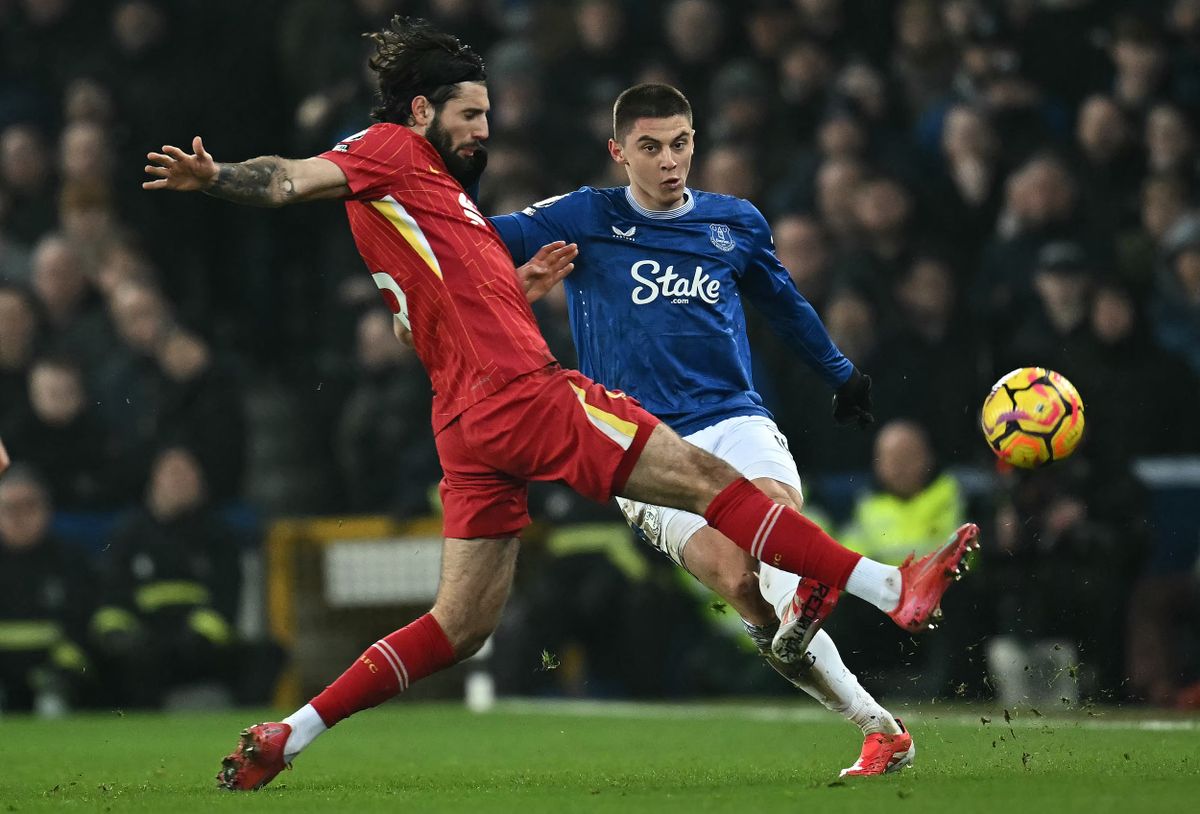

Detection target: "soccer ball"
[980, 367, 1085, 468]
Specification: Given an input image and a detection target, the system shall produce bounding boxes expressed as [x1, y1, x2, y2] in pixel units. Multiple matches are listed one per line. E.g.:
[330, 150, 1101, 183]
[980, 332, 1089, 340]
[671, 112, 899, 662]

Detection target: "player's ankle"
[282, 704, 327, 761]
[844, 559, 901, 613]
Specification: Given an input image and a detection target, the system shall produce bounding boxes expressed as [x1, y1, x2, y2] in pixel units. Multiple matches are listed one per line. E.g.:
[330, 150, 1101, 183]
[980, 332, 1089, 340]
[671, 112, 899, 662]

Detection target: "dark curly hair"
[365, 16, 487, 125]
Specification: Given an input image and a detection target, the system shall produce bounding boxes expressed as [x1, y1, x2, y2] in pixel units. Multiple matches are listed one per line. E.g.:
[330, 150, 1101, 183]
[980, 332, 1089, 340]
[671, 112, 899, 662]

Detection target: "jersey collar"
[624, 186, 695, 219]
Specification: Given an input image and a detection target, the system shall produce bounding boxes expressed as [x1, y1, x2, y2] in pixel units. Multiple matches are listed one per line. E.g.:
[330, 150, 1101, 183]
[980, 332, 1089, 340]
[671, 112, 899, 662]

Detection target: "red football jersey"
[320, 123, 555, 430]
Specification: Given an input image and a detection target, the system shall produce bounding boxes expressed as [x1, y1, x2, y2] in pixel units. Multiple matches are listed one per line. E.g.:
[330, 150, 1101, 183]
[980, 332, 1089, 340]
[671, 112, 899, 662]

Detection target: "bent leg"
[622, 425, 868, 595]
[287, 537, 519, 759]
[679, 526, 775, 626]
[432, 536, 521, 658]
[673, 478, 805, 627]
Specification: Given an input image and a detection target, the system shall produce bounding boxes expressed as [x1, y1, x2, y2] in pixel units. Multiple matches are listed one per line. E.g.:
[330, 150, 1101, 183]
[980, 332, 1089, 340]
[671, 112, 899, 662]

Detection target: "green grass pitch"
[2, 701, 1196, 812]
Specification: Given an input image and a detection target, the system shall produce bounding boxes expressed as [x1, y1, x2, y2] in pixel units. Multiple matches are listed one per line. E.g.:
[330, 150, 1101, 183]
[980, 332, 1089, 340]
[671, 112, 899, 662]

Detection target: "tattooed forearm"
[206, 156, 296, 207]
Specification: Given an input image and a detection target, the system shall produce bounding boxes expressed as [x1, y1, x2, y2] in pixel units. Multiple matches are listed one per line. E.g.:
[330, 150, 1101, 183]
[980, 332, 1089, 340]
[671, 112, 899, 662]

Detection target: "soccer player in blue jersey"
[491, 83, 979, 777]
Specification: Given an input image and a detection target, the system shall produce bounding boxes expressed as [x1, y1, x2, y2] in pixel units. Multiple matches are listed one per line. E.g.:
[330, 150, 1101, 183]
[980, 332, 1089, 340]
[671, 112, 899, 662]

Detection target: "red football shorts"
[435, 364, 660, 539]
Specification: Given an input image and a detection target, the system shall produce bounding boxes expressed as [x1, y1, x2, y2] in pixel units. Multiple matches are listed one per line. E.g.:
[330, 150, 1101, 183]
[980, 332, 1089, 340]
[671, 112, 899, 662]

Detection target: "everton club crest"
[709, 223, 736, 252]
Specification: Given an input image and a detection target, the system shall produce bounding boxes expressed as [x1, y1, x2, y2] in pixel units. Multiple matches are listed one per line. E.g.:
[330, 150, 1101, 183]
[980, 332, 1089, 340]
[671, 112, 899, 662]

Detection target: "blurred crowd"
[2, 0, 1200, 712]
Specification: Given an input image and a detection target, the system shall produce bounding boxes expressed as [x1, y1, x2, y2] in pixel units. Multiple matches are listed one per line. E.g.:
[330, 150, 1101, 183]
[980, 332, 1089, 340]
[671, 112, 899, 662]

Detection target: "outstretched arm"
[143, 136, 349, 206]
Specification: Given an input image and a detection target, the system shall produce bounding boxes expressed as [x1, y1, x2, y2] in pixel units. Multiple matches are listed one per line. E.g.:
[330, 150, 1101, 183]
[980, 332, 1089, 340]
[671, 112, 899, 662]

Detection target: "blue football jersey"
[490, 186, 853, 437]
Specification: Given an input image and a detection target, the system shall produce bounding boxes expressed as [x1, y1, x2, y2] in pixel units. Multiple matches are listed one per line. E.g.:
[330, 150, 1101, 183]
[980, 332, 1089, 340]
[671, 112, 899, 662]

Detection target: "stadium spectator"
[1116, 173, 1191, 291]
[3, 356, 121, 510]
[835, 175, 918, 297]
[774, 38, 835, 145]
[931, 104, 1003, 262]
[825, 419, 972, 697]
[1072, 278, 1200, 464]
[809, 155, 866, 245]
[1145, 102, 1199, 183]
[975, 153, 1083, 330]
[769, 288, 877, 474]
[154, 328, 247, 503]
[1152, 213, 1200, 378]
[1110, 16, 1169, 116]
[333, 309, 438, 517]
[0, 123, 55, 246]
[891, 0, 957, 119]
[28, 233, 114, 370]
[1073, 94, 1143, 237]
[0, 284, 39, 433]
[90, 447, 243, 708]
[0, 465, 94, 715]
[885, 254, 982, 462]
[663, 0, 727, 111]
[770, 213, 833, 312]
[842, 419, 966, 562]
[58, 122, 114, 193]
[89, 281, 245, 499]
[1001, 240, 1096, 374]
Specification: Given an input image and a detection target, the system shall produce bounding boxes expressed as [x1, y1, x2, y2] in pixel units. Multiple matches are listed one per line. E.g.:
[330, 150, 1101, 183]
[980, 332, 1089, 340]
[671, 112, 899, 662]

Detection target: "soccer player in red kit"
[143, 17, 977, 791]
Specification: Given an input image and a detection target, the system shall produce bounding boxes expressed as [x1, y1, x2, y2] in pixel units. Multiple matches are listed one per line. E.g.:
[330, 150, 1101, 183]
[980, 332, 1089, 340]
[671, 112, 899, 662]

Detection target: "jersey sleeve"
[318, 124, 408, 200]
[489, 189, 587, 266]
[737, 203, 854, 389]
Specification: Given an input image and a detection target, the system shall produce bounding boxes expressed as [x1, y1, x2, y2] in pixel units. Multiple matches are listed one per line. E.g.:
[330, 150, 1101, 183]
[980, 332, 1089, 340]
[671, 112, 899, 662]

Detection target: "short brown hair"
[612, 83, 692, 142]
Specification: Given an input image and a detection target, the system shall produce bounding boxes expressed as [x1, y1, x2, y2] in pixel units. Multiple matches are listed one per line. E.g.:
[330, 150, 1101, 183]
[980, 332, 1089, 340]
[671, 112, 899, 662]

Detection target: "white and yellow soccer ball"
[980, 367, 1086, 468]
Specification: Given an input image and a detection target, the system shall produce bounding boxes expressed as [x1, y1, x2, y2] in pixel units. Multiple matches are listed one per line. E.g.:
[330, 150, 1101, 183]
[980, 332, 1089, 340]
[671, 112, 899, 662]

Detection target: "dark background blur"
[2, 0, 1200, 715]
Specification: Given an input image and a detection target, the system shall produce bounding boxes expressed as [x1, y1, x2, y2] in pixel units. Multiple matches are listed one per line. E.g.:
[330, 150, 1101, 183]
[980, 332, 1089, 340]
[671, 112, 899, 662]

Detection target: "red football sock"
[310, 613, 457, 727]
[704, 477, 862, 589]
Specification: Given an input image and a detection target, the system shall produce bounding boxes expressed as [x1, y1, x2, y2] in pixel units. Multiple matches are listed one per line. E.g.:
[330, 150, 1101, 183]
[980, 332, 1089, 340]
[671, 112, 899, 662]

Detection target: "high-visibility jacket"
[0, 536, 93, 675]
[840, 473, 966, 565]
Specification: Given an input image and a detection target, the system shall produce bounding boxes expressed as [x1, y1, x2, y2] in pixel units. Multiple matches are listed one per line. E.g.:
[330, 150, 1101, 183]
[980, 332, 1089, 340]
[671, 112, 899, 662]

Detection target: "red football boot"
[771, 576, 841, 666]
[216, 722, 292, 791]
[888, 523, 980, 633]
[840, 718, 915, 777]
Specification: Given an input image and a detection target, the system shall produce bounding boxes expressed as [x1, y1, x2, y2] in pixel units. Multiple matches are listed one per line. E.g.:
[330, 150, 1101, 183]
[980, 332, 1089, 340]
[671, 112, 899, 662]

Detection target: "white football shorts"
[616, 414, 803, 572]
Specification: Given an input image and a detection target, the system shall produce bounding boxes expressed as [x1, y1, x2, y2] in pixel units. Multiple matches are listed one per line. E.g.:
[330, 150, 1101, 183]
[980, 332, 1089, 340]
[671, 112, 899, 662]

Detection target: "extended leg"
[217, 536, 520, 791]
[621, 425, 978, 631]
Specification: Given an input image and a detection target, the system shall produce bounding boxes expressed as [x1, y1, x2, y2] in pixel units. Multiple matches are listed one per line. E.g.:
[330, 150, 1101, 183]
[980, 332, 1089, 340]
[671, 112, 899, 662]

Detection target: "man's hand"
[832, 367, 874, 428]
[517, 241, 578, 303]
[392, 319, 414, 348]
[143, 136, 217, 192]
[0, 436, 9, 475]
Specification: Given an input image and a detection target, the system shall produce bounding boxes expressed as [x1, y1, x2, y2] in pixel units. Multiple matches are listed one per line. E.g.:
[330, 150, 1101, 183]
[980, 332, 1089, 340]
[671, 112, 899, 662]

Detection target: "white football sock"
[757, 564, 899, 736]
[282, 704, 328, 761]
[844, 558, 902, 613]
[797, 630, 900, 736]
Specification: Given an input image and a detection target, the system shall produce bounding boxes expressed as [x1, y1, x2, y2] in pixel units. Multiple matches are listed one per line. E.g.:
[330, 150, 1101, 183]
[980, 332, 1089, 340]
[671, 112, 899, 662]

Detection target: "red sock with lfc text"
[310, 613, 457, 727]
[704, 477, 862, 588]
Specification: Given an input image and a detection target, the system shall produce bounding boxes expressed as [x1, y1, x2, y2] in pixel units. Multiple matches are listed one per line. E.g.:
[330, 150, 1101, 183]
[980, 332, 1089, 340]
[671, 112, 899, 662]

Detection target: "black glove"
[833, 367, 874, 428]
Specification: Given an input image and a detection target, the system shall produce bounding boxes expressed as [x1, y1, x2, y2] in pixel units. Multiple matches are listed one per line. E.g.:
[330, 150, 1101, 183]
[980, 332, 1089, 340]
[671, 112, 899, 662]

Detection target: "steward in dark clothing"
[0, 466, 93, 713]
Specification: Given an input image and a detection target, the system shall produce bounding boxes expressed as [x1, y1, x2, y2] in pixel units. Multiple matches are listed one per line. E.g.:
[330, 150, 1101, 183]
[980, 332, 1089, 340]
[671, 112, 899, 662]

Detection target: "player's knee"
[430, 607, 498, 660]
[755, 479, 803, 512]
[454, 627, 492, 660]
[717, 569, 763, 611]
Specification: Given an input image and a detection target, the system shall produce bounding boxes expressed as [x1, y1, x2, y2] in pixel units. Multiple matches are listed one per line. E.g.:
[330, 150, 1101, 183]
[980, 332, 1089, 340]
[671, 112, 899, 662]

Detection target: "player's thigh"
[620, 416, 804, 571]
[436, 417, 532, 540]
[431, 536, 520, 657]
[621, 424, 740, 515]
[462, 367, 660, 505]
